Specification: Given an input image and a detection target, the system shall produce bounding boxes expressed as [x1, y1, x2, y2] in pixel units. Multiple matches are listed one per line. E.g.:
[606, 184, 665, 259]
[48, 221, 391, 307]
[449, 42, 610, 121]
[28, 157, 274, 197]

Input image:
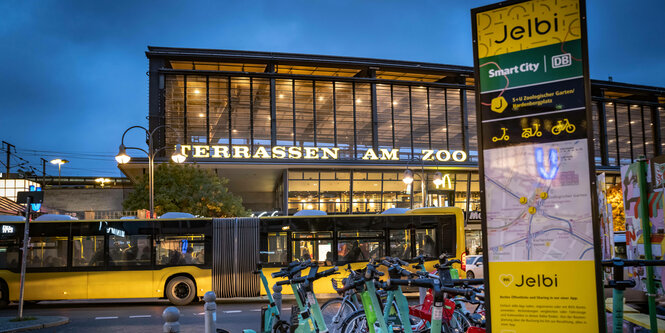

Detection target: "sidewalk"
[0, 316, 69, 333]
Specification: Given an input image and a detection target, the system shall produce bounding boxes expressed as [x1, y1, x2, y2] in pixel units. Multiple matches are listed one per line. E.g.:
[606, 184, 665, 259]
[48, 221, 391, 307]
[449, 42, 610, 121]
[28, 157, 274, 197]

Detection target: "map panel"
[485, 139, 594, 262]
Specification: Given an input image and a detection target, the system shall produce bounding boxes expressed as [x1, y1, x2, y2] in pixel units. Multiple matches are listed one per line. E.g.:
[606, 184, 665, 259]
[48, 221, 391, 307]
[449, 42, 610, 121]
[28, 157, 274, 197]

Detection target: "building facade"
[118, 47, 665, 252]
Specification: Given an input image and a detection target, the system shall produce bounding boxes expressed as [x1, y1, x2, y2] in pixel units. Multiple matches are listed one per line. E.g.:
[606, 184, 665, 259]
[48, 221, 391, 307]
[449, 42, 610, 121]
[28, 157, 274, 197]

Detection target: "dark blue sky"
[1, 0, 663, 177]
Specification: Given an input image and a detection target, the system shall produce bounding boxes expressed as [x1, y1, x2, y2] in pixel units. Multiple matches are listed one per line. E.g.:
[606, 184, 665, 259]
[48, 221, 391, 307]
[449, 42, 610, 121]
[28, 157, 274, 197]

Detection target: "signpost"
[16, 190, 43, 320]
[472, 0, 604, 331]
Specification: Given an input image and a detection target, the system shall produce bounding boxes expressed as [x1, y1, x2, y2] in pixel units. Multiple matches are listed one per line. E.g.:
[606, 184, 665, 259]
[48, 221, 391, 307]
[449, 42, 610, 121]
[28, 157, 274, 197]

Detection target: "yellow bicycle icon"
[492, 127, 509, 142]
[552, 118, 575, 135]
[522, 123, 542, 138]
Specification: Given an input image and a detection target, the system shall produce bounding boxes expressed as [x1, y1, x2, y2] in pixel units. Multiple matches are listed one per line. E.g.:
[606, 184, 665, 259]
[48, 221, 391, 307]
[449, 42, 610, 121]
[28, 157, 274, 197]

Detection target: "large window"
[337, 231, 384, 264]
[292, 231, 332, 263]
[261, 215, 459, 265]
[72, 236, 105, 267]
[27, 237, 68, 268]
[288, 170, 476, 214]
[109, 235, 151, 266]
[156, 235, 205, 265]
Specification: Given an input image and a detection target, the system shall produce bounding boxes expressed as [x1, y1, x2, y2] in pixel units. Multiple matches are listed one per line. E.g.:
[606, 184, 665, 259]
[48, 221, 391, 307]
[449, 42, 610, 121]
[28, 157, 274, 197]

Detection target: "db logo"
[552, 53, 572, 69]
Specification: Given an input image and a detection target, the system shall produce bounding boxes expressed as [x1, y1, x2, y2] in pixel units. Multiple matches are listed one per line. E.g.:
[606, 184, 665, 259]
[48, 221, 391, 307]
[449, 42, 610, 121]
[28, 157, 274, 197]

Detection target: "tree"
[123, 163, 249, 217]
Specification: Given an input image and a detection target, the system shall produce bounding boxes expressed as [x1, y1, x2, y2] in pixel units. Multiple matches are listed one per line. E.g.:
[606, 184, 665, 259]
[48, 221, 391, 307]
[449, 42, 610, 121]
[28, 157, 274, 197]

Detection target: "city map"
[485, 139, 595, 262]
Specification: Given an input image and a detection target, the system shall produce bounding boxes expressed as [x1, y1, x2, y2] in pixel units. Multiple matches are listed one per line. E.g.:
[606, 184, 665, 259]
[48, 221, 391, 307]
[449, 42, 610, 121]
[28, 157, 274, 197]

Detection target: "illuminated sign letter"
[211, 146, 230, 158]
[380, 149, 399, 161]
[452, 150, 467, 162]
[304, 147, 319, 159]
[288, 146, 302, 159]
[180, 145, 192, 157]
[422, 150, 435, 161]
[253, 146, 271, 159]
[233, 146, 250, 158]
[321, 147, 340, 159]
[362, 149, 379, 160]
[272, 146, 287, 159]
[436, 150, 451, 162]
[193, 145, 210, 158]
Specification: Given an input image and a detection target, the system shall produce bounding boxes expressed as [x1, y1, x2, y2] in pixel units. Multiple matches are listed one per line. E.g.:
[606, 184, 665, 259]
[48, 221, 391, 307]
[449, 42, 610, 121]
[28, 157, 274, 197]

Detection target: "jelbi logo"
[552, 53, 572, 69]
[490, 96, 508, 113]
[500, 273, 559, 287]
[495, 14, 559, 44]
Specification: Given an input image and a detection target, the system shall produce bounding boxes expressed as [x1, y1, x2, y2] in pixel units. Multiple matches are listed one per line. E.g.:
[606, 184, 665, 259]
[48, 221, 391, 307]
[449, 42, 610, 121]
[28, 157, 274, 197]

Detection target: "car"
[465, 255, 484, 279]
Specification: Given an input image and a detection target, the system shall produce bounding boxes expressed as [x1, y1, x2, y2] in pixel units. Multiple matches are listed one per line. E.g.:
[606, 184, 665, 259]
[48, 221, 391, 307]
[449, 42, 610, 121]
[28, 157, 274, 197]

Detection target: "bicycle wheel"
[320, 297, 357, 332]
[340, 310, 370, 333]
[448, 309, 472, 333]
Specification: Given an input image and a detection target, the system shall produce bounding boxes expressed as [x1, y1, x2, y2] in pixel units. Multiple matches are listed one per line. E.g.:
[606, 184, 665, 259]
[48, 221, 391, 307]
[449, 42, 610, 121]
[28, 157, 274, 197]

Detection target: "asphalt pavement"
[0, 299, 292, 333]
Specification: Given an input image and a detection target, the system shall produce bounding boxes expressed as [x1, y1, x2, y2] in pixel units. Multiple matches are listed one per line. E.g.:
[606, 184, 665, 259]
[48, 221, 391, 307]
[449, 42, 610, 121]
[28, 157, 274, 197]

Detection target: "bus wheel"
[166, 276, 196, 306]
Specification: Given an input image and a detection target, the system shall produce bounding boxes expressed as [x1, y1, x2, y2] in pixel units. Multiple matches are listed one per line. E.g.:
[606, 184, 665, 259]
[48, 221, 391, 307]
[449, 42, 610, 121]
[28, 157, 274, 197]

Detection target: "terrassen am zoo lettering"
[178, 145, 468, 162]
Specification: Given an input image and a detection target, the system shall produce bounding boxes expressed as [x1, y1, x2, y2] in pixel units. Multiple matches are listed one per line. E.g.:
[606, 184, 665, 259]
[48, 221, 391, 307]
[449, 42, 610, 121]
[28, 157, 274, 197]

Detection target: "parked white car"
[465, 255, 484, 279]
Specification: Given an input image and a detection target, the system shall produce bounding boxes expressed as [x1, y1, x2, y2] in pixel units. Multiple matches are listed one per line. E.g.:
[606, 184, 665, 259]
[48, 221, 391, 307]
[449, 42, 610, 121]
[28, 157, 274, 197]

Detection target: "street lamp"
[50, 159, 69, 186]
[402, 167, 448, 209]
[95, 178, 111, 188]
[115, 125, 185, 218]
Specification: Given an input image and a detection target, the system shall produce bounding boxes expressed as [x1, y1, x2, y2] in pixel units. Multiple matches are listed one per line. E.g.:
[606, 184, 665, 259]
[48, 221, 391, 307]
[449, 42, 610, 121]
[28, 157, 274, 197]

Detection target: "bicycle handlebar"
[271, 260, 312, 278]
[277, 266, 339, 285]
[336, 277, 366, 294]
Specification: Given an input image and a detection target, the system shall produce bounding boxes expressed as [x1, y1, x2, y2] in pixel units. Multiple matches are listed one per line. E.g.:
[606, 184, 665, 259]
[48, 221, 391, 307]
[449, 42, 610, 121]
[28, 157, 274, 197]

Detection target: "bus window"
[292, 232, 332, 263]
[390, 230, 412, 260]
[262, 232, 287, 264]
[109, 235, 151, 266]
[72, 236, 105, 267]
[415, 229, 437, 257]
[0, 239, 20, 269]
[338, 231, 385, 264]
[155, 235, 205, 265]
[28, 236, 68, 268]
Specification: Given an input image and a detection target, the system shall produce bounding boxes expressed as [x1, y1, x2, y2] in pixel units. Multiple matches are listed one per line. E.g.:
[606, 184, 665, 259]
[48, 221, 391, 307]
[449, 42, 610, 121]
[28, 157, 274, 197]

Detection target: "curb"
[0, 316, 69, 333]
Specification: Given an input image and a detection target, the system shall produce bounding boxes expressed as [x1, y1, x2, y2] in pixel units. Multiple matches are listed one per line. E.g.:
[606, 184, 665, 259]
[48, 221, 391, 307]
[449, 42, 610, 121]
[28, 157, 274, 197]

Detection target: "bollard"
[272, 284, 283, 316]
[163, 306, 180, 333]
[204, 291, 217, 333]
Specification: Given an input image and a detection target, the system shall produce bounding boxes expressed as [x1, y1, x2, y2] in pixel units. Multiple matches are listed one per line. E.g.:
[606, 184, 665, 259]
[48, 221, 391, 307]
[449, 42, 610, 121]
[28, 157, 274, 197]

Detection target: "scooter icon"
[522, 123, 542, 138]
[492, 128, 509, 142]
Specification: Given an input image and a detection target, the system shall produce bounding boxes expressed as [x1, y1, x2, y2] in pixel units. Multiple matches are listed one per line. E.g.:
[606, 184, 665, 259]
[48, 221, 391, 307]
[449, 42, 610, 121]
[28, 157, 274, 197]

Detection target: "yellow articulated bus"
[0, 207, 464, 306]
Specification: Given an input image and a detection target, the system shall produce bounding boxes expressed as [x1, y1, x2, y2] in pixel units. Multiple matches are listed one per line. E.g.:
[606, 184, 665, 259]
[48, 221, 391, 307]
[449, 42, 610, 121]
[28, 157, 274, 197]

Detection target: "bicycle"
[274, 260, 339, 332]
[405, 254, 484, 333]
[254, 262, 290, 333]
[320, 264, 363, 331]
[336, 258, 429, 333]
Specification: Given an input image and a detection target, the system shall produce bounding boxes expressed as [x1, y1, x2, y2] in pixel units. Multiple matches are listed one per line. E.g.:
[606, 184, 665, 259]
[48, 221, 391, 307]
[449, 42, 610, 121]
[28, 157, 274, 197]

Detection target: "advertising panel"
[472, 0, 604, 332]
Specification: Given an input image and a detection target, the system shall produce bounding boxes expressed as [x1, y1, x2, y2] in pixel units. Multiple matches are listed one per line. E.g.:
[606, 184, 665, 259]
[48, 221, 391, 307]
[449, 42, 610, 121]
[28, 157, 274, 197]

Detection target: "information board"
[471, 0, 604, 331]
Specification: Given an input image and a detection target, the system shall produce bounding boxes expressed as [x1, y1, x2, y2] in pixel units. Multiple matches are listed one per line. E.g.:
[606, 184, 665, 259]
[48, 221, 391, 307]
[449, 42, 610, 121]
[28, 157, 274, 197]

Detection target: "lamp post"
[402, 168, 428, 209]
[50, 159, 69, 186]
[115, 125, 186, 218]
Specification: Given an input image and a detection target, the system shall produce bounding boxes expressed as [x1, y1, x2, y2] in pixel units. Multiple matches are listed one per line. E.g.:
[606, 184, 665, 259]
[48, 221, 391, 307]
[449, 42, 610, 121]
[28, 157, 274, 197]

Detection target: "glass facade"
[148, 48, 665, 219]
[162, 74, 471, 162]
[286, 169, 480, 215]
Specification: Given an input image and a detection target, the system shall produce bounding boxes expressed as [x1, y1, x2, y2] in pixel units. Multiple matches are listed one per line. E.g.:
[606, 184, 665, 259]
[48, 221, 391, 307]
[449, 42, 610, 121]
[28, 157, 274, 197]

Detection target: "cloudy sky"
[1, 0, 663, 177]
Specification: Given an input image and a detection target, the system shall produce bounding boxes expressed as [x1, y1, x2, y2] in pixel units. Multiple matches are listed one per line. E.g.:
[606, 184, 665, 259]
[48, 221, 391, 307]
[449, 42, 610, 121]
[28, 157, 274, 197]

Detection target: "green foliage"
[123, 163, 249, 217]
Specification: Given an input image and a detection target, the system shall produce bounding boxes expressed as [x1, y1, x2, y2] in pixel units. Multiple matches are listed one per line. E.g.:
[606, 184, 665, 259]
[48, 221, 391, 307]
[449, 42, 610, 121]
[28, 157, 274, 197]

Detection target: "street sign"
[472, 0, 604, 332]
